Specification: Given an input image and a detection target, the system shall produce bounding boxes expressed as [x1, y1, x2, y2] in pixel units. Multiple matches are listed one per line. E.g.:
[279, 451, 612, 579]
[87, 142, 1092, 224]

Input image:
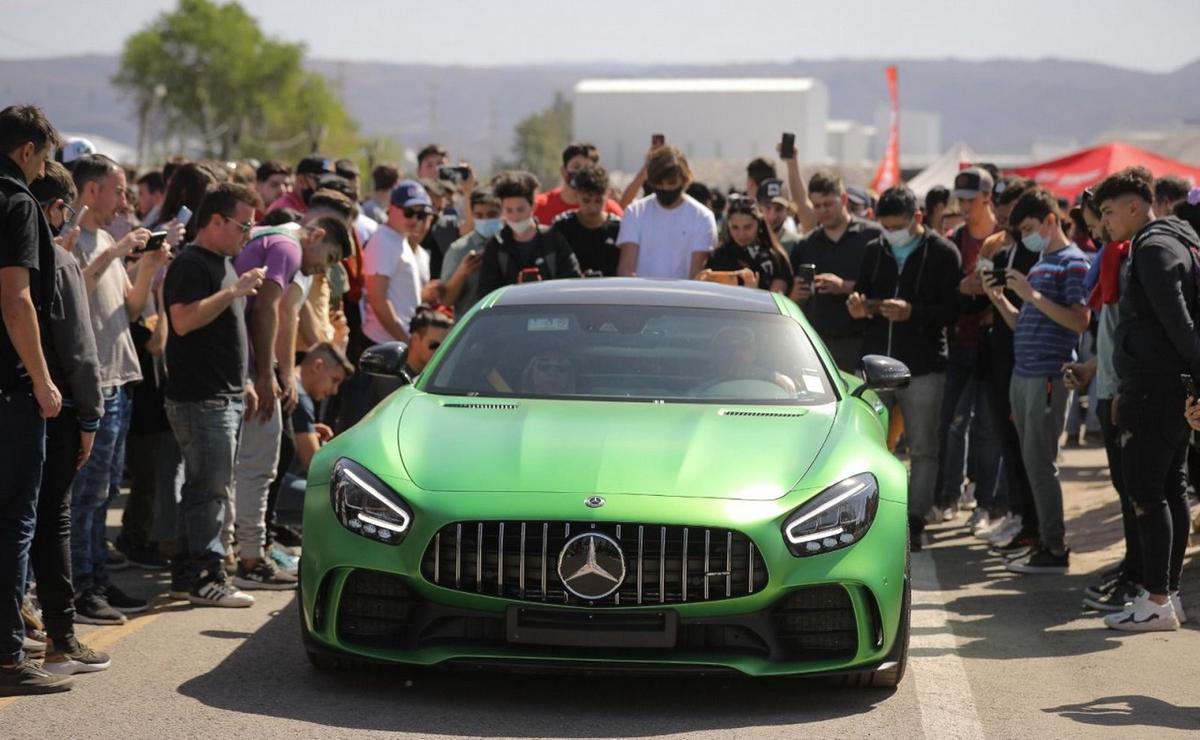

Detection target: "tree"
[115, 0, 358, 162]
[504, 92, 573, 186]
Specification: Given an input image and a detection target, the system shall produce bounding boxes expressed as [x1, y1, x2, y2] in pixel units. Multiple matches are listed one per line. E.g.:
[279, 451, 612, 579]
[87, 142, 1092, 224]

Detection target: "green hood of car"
[395, 393, 836, 500]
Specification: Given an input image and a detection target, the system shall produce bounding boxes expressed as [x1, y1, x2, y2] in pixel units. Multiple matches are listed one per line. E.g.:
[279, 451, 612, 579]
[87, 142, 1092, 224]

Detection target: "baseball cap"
[57, 137, 96, 165]
[389, 179, 433, 210]
[846, 186, 872, 208]
[952, 167, 995, 199]
[756, 178, 791, 207]
[296, 155, 335, 176]
[334, 158, 360, 180]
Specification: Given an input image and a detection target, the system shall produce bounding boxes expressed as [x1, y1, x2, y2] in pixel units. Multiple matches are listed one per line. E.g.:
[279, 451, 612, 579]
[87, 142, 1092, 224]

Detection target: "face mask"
[506, 217, 535, 234]
[1022, 226, 1049, 253]
[474, 218, 502, 240]
[654, 187, 684, 207]
[883, 226, 913, 247]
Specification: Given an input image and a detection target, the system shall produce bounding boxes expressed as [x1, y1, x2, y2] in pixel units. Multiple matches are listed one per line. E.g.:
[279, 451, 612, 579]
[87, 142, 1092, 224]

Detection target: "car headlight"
[330, 459, 413, 545]
[782, 473, 879, 556]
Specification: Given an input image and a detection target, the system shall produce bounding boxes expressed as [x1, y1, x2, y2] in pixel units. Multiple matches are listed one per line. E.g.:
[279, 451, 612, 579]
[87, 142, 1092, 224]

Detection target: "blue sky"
[5, 0, 1198, 73]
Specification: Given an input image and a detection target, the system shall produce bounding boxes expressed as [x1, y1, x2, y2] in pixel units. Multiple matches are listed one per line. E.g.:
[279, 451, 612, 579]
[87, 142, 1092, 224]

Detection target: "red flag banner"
[870, 66, 900, 193]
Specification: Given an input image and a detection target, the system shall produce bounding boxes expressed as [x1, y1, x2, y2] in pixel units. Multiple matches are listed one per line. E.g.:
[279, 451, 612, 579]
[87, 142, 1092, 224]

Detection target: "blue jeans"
[69, 385, 130, 595]
[0, 390, 46, 662]
[165, 396, 242, 586]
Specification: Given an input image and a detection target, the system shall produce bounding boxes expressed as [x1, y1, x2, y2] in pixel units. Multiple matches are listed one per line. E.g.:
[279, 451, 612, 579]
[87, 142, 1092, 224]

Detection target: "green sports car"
[299, 278, 913, 686]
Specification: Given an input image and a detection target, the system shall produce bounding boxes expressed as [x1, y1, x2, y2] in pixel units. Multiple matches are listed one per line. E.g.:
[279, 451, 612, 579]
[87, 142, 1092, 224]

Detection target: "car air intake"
[772, 585, 859, 659]
[421, 521, 768, 607]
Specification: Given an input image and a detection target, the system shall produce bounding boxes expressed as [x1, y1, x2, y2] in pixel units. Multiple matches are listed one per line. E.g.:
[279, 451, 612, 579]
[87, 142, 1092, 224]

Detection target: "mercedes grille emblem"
[557, 532, 626, 600]
[585, 496, 605, 508]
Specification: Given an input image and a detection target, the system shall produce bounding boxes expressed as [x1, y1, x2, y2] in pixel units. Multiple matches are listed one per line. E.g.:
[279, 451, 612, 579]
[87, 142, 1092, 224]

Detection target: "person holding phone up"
[846, 186, 961, 552]
[697, 198, 793, 293]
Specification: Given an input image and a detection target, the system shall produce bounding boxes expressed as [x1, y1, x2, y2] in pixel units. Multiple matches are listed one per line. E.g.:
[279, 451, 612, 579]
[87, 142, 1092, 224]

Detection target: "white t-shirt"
[354, 212, 379, 247]
[360, 224, 422, 344]
[617, 194, 717, 279]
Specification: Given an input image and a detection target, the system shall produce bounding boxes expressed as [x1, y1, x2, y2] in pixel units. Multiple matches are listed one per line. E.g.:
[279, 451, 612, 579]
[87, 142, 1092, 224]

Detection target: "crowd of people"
[1, 101, 1198, 696]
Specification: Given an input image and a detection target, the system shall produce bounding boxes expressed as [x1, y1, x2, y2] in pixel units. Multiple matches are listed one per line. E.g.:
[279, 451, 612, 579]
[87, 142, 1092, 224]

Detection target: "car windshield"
[423, 304, 837, 404]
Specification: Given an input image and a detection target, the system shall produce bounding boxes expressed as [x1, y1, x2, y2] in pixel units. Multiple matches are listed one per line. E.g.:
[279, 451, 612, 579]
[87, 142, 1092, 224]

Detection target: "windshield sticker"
[801, 374, 824, 393]
[528, 317, 570, 332]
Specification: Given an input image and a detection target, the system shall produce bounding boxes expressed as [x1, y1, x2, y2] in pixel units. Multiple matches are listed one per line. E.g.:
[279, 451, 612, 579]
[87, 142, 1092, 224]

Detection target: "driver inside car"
[521, 350, 576, 395]
[703, 327, 798, 397]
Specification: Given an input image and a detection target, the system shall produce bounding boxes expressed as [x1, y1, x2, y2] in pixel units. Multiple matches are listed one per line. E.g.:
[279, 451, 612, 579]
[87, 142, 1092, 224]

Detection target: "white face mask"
[883, 227, 913, 247]
[506, 217, 535, 234]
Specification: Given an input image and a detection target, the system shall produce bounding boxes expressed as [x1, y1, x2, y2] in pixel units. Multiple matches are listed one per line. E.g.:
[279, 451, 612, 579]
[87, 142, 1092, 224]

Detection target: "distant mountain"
[3, 54, 1198, 168]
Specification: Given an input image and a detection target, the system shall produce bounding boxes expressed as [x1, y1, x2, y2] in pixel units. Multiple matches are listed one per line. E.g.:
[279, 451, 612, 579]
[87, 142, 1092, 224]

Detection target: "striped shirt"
[1014, 244, 1091, 378]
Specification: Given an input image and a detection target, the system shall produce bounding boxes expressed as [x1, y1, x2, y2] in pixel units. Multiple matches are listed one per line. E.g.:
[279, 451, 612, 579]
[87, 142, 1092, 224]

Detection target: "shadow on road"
[176, 600, 903, 737]
[1043, 695, 1200, 731]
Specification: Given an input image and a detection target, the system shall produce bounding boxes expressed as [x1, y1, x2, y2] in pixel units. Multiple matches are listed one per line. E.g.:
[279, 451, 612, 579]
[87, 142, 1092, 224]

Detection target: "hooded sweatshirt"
[1113, 215, 1200, 391]
[852, 230, 962, 376]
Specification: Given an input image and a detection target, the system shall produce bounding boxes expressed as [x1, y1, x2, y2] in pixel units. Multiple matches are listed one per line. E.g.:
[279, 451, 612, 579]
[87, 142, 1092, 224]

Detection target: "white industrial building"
[872, 107, 942, 165]
[574, 78, 829, 175]
[826, 120, 874, 169]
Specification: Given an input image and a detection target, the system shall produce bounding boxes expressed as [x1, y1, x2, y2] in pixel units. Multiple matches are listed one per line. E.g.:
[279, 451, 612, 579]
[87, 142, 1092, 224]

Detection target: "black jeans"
[1118, 389, 1190, 595]
[32, 409, 80, 644]
[1096, 398, 1142, 584]
[0, 390, 46, 662]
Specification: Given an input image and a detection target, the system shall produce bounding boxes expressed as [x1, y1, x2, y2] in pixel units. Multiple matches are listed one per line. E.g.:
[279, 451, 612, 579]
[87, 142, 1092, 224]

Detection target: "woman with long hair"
[698, 197, 793, 293]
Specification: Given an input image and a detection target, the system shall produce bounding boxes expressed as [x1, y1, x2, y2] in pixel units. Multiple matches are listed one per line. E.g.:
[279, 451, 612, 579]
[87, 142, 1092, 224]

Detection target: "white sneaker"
[189, 576, 255, 608]
[966, 509, 989, 533]
[959, 481, 978, 511]
[1171, 592, 1187, 624]
[1104, 595, 1180, 632]
[975, 513, 1009, 540]
[988, 515, 1023, 546]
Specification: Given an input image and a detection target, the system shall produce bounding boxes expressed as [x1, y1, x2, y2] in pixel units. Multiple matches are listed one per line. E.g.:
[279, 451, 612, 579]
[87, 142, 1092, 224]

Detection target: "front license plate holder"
[506, 606, 678, 648]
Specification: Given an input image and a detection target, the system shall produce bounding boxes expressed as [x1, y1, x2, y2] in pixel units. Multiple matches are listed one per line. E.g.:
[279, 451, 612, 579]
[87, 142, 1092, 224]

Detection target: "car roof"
[490, 278, 783, 314]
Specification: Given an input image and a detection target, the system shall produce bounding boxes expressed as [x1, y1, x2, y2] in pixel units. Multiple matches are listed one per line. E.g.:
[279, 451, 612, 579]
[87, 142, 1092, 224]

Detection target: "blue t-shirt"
[1013, 244, 1091, 377]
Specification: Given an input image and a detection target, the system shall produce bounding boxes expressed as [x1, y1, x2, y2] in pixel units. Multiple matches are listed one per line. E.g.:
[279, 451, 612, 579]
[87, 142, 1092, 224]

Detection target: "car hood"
[396, 394, 836, 500]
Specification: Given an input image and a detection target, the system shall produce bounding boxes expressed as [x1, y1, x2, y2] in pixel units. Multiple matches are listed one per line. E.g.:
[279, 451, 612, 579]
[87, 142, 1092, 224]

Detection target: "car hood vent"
[719, 409, 808, 418]
[441, 402, 519, 410]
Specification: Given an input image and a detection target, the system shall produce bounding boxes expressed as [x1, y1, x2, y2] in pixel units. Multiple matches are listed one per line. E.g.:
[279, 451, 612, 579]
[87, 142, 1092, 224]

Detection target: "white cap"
[58, 137, 96, 164]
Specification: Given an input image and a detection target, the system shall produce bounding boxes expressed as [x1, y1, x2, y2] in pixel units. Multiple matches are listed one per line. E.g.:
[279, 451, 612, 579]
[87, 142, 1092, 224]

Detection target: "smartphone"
[438, 165, 471, 183]
[517, 267, 542, 284]
[780, 132, 796, 159]
[990, 267, 1008, 286]
[1182, 373, 1198, 399]
[863, 298, 882, 313]
[175, 205, 193, 225]
[651, 133, 665, 147]
[797, 263, 816, 285]
[134, 230, 169, 253]
[63, 204, 87, 233]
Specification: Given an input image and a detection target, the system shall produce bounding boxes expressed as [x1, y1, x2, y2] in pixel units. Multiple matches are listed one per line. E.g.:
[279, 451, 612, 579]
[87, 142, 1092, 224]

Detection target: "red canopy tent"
[1006, 141, 1200, 202]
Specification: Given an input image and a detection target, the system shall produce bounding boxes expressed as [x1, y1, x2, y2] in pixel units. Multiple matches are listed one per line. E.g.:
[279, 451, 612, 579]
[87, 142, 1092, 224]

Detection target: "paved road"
[5, 446, 1200, 739]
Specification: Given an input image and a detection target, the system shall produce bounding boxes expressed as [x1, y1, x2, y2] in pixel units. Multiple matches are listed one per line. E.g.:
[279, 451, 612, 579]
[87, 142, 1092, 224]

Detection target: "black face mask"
[654, 187, 684, 207]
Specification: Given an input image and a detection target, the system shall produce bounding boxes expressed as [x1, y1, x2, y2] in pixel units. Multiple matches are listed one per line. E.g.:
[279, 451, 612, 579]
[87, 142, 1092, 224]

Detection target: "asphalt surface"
[5, 445, 1200, 739]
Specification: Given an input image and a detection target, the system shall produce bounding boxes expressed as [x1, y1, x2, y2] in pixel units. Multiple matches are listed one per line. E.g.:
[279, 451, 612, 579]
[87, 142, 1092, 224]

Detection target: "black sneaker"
[168, 575, 190, 600]
[992, 530, 1037, 557]
[105, 540, 130, 571]
[1006, 547, 1070, 574]
[102, 583, 148, 614]
[1083, 580, 1142, 612]
[233, 558, 297, 591]
[42, 636, 111, 675]
[0, 658, 72, 696]
[1085, 577, 1121, 600]
[73, 590, 127, 625]
[908, 514, 925, 553]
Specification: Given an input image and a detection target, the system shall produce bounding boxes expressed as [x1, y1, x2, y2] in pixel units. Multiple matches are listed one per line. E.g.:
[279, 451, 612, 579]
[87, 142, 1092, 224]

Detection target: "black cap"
[296, 155, 335, 176]
[952, 167, 995, 199]
[335, 158, 360, 179]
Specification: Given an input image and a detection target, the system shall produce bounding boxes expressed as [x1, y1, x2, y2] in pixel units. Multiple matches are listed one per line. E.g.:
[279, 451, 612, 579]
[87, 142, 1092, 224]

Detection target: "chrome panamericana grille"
[421, 521, 768, 607]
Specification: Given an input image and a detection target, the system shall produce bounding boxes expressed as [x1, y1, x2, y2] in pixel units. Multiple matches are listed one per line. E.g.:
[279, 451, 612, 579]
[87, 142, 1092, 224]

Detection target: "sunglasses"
[403, 207, 433, 220]
[40, 199, 75, 223]
[222, 213, 254, 233]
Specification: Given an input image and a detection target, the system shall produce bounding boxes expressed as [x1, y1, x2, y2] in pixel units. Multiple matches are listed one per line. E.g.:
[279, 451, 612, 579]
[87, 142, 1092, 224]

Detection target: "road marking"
[909, 551, 986, 740]
[0, 610, 164, 710]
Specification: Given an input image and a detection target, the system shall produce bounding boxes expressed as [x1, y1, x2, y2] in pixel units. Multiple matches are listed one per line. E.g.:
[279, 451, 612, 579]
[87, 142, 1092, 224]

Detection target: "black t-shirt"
[163, 244, 247, 401]
[0, 159, 55, 390]
[551, 212, 621, 276]
[707, 241, 794, 292]
[789, 216, 882, 340]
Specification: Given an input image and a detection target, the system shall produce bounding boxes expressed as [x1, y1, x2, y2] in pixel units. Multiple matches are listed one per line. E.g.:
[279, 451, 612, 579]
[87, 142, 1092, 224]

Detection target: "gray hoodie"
[45, 245, 103, 430]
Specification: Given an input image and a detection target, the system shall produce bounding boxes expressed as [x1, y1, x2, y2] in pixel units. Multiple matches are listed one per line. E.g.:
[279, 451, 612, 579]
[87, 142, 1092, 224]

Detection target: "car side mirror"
[850, 354, 911, 398]
[359, 341, 413, 385]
